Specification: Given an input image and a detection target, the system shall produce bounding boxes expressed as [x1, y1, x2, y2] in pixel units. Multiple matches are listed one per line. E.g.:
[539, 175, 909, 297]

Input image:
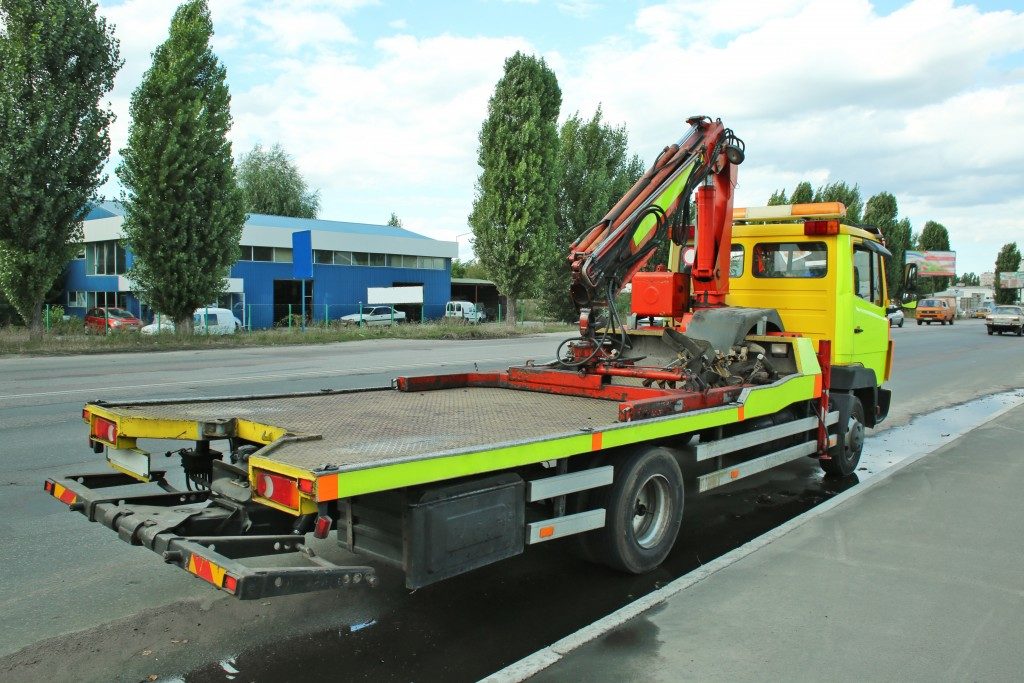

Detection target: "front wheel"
[1018, 326, 1023, 337]
[822, 398, 865, 478]
[589, 447, 684, 574]
[917, 320, 922, 326]
[950, 318, 954, 325]
[898, 319, 904, 328]
[988, 327, 994, 335]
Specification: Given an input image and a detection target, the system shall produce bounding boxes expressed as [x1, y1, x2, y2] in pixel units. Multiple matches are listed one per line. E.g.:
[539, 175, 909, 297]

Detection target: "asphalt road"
[0, 320, 1021, 682]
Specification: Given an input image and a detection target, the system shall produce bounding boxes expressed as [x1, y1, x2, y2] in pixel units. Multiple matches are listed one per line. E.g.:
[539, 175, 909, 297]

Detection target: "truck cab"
[727, 203, 893, 425]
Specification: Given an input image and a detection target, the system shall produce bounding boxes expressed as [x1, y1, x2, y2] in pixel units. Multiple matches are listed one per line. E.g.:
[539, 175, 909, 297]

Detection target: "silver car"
[886, 304, 904, 328]
[986, 305, 1024, 336]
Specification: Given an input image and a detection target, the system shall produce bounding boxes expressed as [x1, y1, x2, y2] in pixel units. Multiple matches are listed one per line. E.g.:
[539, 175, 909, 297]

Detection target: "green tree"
[957, 272, 980, 287]
[387, 212, 402, 228]
[117, 0, 244, 333]
[814, 181, 862, 222]
[863, 191, 911, 295]
[236, 143, 319, 218]
[469, 52, 561, 325]
[994, 243, 1021, 305]
[538, 106, 644, 322]
[790, 181, 813, 204]
[767, 188, 788, 206]
[451, 258, 489, 280]
[917, 220, 952, 292]
[0, 0, 121, 338]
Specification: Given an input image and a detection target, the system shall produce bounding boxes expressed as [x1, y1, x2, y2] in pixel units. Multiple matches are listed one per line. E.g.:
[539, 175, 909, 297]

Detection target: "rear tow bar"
[44, 471, 376, 599]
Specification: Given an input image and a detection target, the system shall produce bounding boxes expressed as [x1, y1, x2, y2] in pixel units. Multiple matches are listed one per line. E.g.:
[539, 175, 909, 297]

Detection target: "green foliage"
[957, 272, 980, 287]
[451, 258, 489, 280]
[994, 243, 1021, 305]
[813, 181, 862, 222]
[387, 212, 402, 228]
[767, 189, 788, 206]
[918, 220, 952, 292]
[117, 0, 245, 332]
[469, 52, 561, 325]
[0, 0, 121, 337]
[863, 191, 911, 295]
[790, 181, 813, 204]
[538, 106, 643, 322]
[236, 143, 319, 218]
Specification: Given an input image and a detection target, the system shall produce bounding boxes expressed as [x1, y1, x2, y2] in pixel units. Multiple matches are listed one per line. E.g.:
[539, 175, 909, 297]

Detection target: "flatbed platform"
[110, 387, 622, 473]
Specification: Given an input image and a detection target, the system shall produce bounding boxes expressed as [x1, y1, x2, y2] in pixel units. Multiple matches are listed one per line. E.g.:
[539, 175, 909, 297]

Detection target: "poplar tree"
[863, 191, 911, 293]
[917, 220, 952, 292]
[538, 107, 643, 322]
[469, 52, 561, 325]
[117, 0, 244, 332]
[994, 243, 1021, 305]
[0, 0, 120, 338]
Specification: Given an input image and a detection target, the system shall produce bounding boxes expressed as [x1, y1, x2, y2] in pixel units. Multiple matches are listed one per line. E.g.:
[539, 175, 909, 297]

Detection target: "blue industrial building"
[64, 202, 458, 329]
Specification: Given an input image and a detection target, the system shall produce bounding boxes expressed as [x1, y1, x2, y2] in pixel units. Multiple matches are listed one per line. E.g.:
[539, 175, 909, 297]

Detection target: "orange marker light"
[730, 469, 740, 479]
[539, 526, 555, 538]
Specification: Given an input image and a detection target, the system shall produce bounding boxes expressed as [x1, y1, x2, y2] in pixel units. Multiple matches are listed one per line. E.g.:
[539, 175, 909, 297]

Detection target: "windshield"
[105, 308, 133, 319]
[920, 299, 940, 307]
[992, 307, 1020, 315]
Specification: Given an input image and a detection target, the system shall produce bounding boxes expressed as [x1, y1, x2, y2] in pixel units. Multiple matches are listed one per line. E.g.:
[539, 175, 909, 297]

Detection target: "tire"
[950, 318, 954, 325]
[822, 398, 865, 478]
[917, 320, 922, 326]
[587, 447, 684, 574]
[988, 327, 993, 335]
[1018, 326, 1023, 337]
[898, 319, 904, 328]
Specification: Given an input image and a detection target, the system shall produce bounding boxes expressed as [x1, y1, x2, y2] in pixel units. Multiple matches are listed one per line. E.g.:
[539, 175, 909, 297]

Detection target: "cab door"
[851, 241, 889, 381]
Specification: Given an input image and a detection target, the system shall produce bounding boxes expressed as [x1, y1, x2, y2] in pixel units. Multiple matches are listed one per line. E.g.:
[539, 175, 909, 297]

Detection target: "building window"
[238, 245, 254, 261]
[85, 291, 127, 308]
[314, 249, 334, 264]
[251, 246, 274, 262]
[352, 252, 369, 266]
[334, 251, 352, 265]
[68, 291, 87, 308]
[86, 240, 128, 275]
[273, 247, 293, 263]
[368, 252, 386, 267]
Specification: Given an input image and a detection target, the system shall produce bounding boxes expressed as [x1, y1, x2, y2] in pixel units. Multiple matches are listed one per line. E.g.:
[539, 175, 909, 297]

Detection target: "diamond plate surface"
[114, 388, 621, 472]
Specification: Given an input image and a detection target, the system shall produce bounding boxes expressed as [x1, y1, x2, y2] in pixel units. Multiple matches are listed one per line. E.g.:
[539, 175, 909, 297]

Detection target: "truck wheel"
[822, 398, 865, 478]
[591, 447, 684, 574]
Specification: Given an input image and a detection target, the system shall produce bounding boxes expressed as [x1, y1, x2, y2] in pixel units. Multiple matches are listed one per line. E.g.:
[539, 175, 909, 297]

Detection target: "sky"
[93, 0, 1024, 275]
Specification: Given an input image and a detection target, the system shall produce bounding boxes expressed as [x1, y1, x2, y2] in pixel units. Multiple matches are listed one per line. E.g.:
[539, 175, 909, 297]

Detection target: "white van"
[141, 307, 242, 335]
[445, 300, 486, 324]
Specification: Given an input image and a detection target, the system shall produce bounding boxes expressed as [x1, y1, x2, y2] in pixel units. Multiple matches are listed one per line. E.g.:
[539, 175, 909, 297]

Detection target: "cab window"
[853, 245, 885, 307]
[752, 242, 827, 278]
[729, 245, 744, 277]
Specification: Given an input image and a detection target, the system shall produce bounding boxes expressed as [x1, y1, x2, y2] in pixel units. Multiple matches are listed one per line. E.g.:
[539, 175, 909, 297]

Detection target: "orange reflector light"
[254, 470, 300, 509]
[222, 574, 238, 594]
[297, 478, 315, 495]
[804, 219, 840, 235]
[730, 469, 740, 479]
[91, 416, 118, 444]
[81, 408, 90, 423]
[539, 526, 555, 538]
[44, 480, 53, 493]
[187, 553, 229, 589]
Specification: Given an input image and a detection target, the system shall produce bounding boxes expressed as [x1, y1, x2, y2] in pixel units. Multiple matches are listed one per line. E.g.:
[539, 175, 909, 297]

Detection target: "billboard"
[998, 272, 1024, 289]
[292, 230, 312, 279]
[904, 251, 956, 278]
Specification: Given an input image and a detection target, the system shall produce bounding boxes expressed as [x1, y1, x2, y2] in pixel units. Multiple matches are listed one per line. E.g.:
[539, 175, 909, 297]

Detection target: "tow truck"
[46, 116, 899, 598]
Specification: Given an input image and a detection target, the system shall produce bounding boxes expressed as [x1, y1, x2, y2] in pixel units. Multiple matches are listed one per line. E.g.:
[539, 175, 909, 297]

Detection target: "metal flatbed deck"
[114, 387, 623, 473]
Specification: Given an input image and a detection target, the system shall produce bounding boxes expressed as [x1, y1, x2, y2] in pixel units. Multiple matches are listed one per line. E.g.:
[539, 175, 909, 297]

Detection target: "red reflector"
[92, 416, 118, 444]
[81, 408, 90, 422]
[314, 515, 332, 539]
[222, 574, 238, 594]
[255, 470, 300, 509]
[297, 478, 315, 495]
[804, 219, 839, 235]
[44, 480, 54, 493]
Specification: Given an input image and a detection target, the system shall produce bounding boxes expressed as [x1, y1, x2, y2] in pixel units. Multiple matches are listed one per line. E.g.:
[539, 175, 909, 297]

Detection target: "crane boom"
[567, 116, 744, 327]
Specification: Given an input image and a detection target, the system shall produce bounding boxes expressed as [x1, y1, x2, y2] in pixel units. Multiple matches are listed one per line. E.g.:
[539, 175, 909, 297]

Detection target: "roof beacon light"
[734, 202, 847, 222]
[804, 219, 840, 236]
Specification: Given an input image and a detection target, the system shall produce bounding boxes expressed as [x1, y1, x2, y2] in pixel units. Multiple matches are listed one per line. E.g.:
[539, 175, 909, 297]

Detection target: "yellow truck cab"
[728, 202, 893, 427]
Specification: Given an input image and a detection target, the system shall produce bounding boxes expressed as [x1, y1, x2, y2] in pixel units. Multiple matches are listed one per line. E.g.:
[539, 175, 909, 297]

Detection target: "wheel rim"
[632, 474, 672, 549]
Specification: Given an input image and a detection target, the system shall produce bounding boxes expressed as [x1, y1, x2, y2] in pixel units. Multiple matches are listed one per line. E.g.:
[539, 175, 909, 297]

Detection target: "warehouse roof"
[84, 201, 434, 241]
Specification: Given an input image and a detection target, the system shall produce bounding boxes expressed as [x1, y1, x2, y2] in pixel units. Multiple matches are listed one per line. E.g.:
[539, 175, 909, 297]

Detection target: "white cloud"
[557, 0, 599, 18]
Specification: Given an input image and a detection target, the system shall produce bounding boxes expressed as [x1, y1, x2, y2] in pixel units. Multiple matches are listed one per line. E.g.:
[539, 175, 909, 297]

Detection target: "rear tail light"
[44, 480, 53, 493]
[804, 219, 839, 235]
[255, 470, 300, 509]
[91, 416, 118, 444]
[314, 514, 332, 539]
[81, 408, 90, 423]
[297, 478, 315, 495]
[222, 574, 238, 594]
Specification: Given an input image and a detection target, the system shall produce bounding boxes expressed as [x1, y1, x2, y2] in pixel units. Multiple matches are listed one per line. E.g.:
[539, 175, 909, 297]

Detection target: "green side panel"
[631, 162, 696, 248]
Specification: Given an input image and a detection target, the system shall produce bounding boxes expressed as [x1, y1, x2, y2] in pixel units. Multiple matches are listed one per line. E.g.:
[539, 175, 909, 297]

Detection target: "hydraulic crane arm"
[567, 116, 745, 319]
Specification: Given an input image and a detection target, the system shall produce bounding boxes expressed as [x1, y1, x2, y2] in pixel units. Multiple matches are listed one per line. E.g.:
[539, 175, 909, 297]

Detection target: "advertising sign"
[998, 272, 1024, 289]
[904, 251, 956, 278]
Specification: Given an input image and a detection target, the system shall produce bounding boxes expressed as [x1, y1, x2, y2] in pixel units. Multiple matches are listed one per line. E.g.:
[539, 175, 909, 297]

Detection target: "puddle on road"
[173, 390, 1024, 683]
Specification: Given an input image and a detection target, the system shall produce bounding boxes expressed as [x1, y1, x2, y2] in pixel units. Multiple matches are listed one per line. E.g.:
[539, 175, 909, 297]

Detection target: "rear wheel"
[1018, 326, 1023, 337]
[917, 320, 922, 326]
[950, 318, 954, 325]
[988, 327, 994, 335]
[587, 447, 684, 574]
[898, 318, 904, 328]
[822, 398, 865, 478]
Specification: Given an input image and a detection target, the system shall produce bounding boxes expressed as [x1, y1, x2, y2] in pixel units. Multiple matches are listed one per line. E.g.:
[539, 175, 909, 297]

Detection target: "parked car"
[986, 306, 1024, 336]
[973, 307, 991, 319]
[140, 308, 242, 335]
[886, 304, 904, 328]
[444, 300, 486, 324]
[84, 307, 143, 333]
[339, 306, 407, 326]
[915, 298, 955, 325]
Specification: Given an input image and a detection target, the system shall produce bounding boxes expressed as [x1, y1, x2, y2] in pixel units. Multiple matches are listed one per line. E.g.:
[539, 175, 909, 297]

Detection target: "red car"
[84, 307, 142, 333]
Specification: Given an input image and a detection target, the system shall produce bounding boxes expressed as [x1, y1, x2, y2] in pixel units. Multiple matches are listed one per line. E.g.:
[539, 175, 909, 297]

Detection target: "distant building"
[980, 272, 995, 287]
[932, 285, 995, 312]
[65, 202, 457, 328]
